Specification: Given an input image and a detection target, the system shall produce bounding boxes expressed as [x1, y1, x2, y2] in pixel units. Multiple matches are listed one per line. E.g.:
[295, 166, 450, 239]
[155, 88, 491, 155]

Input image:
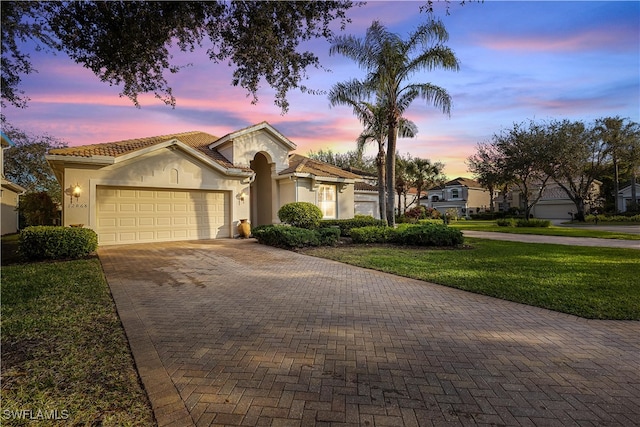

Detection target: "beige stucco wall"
[288, 177, 355, 220]
[467, 188, 491, 211]
[1, 186, 20, 235]
[354, 191, 379, 218]
[221, 132, 292, 172]
[58, 147, 250, 234]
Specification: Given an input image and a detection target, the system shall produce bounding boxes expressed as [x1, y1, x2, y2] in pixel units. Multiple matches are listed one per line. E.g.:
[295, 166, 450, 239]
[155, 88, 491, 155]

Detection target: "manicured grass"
[448, 220, 640, 240]
[1, 257, 155, 426]
[303, 239, 640, 320]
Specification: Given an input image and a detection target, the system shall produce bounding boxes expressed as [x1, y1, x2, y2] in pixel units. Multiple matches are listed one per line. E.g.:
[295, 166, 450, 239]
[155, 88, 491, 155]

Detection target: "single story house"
[1, 132, 26, 235]
[46, 122, 373, 245]
[617, 183, 640, 213]
[424, 177, 492, 218]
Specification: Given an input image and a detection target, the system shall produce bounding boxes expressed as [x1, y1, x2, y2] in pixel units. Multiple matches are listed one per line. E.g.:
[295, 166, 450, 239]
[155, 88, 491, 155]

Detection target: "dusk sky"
[3, 1, 639, 179]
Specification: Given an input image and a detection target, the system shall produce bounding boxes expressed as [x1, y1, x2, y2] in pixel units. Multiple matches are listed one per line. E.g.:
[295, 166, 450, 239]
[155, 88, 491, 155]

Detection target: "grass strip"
[448, 220, 640, 240]
[1, 258, 155, 426]
[303, 239, 640, 320]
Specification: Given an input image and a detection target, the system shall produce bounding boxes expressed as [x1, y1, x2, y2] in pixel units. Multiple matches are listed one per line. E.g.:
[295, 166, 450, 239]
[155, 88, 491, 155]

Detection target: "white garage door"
[96, 186, 230, 245]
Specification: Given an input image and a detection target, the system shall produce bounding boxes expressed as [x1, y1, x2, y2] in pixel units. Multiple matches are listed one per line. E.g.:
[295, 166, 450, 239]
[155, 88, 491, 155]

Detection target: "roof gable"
[209, 121, 297, 152]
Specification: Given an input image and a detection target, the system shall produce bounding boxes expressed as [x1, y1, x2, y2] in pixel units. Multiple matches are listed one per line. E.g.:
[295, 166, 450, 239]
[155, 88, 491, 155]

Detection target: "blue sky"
[3, 1, 639, 178]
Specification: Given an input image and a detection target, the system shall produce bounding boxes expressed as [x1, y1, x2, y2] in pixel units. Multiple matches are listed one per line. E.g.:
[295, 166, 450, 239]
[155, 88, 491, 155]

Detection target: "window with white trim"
[451, 189, 459, 199]
[318, 184, 337, 218]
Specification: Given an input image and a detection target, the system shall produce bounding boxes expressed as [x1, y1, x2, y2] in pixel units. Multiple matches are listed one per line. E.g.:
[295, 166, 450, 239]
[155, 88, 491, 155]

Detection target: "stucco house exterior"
[1, 133, 26, 235]
[424, 177, 492, 218]
[46, 122, 371, 245]
[617, 183, 639, 213]
[510, 180, 602, 220]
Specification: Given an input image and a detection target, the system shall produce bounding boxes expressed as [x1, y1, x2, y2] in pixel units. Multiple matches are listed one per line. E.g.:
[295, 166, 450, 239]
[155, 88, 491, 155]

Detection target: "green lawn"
[303, 238, 640, 320]
[448, 220, 640, 240]
[1, 255, 155, 426]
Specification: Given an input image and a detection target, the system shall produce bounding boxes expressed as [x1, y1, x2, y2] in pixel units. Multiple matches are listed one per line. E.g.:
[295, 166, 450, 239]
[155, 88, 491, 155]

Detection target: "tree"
[18, 191, 58, 226]
[408, 157, 446, 208]
[2, 122, 66, 204]
[328, 82, 419, 221]
[306, 149, 375, 172]
[467, 142, 505, 213]
[492, 121, 551, 220]
[394, 153, 414, 214]
[544, 119, 606, 221]
[596, 117, 640, 212]
[1, 1, 355, 111]
[330, 19, 459, 226]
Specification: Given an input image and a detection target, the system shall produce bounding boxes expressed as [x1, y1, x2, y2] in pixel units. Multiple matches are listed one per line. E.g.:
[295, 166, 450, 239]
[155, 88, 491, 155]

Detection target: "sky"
[2, 1, 639, 179]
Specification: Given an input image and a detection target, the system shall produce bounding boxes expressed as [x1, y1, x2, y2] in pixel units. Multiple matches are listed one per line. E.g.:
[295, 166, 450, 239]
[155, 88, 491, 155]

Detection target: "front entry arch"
[250, 152, 274, 226]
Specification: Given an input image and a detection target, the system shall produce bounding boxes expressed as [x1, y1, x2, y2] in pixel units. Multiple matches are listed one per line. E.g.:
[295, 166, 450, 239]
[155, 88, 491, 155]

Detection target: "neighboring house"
[510, 180, 602, 220]
[424, 177, 491, 218]
[617, 183, 640, 213]
[46, 122, 369, 245]
[1, 132, 26, 235]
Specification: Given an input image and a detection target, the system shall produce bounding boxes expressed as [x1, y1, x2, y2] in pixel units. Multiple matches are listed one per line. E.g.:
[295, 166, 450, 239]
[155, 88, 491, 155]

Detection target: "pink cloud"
[477, 27, 636, 53]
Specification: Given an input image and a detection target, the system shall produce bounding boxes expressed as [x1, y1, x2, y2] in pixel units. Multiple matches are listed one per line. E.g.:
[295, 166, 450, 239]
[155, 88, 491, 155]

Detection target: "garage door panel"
[96, 187, 229, 245]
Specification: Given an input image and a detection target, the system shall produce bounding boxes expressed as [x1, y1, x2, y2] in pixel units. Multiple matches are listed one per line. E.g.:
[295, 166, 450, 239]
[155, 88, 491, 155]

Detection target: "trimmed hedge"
[395, 224, 464, 246]
[585, 214, 640, 223]
[351, 224, 463, 247]
[350, 226, 397, 244]
[497, 218, 551, 228]
[19, 226, 98, 261]
[252, 225, 340, 248]
[320, 215, 386, 236]
[278, 202, 323, 229]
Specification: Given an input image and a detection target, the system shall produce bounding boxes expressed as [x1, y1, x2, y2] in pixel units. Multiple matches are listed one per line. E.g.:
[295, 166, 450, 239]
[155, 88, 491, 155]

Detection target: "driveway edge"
[102, 257, 195, 427]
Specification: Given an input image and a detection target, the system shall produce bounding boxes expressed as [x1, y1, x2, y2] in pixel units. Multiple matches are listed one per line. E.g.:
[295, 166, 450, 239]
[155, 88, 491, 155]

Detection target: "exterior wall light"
[72, 184, 82, 201]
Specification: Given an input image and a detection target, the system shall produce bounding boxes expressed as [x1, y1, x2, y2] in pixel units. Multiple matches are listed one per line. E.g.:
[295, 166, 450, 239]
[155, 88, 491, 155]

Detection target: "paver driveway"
[99, 239, 640, 427]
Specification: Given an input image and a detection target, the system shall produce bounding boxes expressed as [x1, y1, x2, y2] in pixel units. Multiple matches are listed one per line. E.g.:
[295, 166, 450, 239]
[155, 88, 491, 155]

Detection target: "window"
[451, 189, 459, 199]
[318, 184, 336, 218]
[432, 195, 439, 202]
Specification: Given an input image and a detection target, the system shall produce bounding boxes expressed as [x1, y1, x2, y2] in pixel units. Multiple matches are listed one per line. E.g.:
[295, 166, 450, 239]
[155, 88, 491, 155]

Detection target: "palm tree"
[330, 19, 459, 225]
[329, 87, 417, 222]
[408, 157, 445, 208]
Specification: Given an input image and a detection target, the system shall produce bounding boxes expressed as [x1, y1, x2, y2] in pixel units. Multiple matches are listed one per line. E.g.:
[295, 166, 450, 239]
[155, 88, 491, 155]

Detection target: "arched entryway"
[249, 152, 274, 226]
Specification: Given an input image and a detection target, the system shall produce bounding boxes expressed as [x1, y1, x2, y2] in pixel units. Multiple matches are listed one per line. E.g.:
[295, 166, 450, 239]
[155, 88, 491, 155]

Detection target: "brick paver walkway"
[99, 239, 640, 427]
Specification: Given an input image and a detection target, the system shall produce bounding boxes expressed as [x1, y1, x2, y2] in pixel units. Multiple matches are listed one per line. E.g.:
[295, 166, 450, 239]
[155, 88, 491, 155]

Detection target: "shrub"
[516, 219, 551, 228]
[395, 224, 464, 247]
[278, 202, 323, 229]
[19, 226, 98, 261]
[252, 225, 340, 248]
[351, 224, 463, 247]
[496, 218, 551, 228]
[585, 214, 640, 223]
[350, 226, 396, 244]
[316, 227, 341, 246]
[320, 215, 386, 236]
[18, 192, 59, 226]
[496, 218, 516, 227]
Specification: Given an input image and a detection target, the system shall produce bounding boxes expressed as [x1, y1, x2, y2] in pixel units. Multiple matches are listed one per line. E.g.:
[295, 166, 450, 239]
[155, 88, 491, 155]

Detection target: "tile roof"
[280, 154, 361, 179]
[47, 131, 246, 170]
[355, 181, 378, 191]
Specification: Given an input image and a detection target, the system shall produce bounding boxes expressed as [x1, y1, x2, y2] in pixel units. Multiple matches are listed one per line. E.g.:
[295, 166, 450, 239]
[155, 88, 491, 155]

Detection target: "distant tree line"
[467, 117, 640, 220]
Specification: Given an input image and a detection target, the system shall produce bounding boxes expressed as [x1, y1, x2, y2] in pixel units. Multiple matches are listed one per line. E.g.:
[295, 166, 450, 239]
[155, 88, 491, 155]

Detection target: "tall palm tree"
[329, 87, 417, 222]
[331, 19, 459, 225]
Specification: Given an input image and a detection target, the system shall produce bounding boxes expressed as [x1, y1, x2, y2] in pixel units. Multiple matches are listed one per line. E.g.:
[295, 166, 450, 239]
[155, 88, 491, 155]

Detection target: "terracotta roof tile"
[355, 182, 378, 191]
[280, 154, 361, 179]
[47, 131, 250, 171]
